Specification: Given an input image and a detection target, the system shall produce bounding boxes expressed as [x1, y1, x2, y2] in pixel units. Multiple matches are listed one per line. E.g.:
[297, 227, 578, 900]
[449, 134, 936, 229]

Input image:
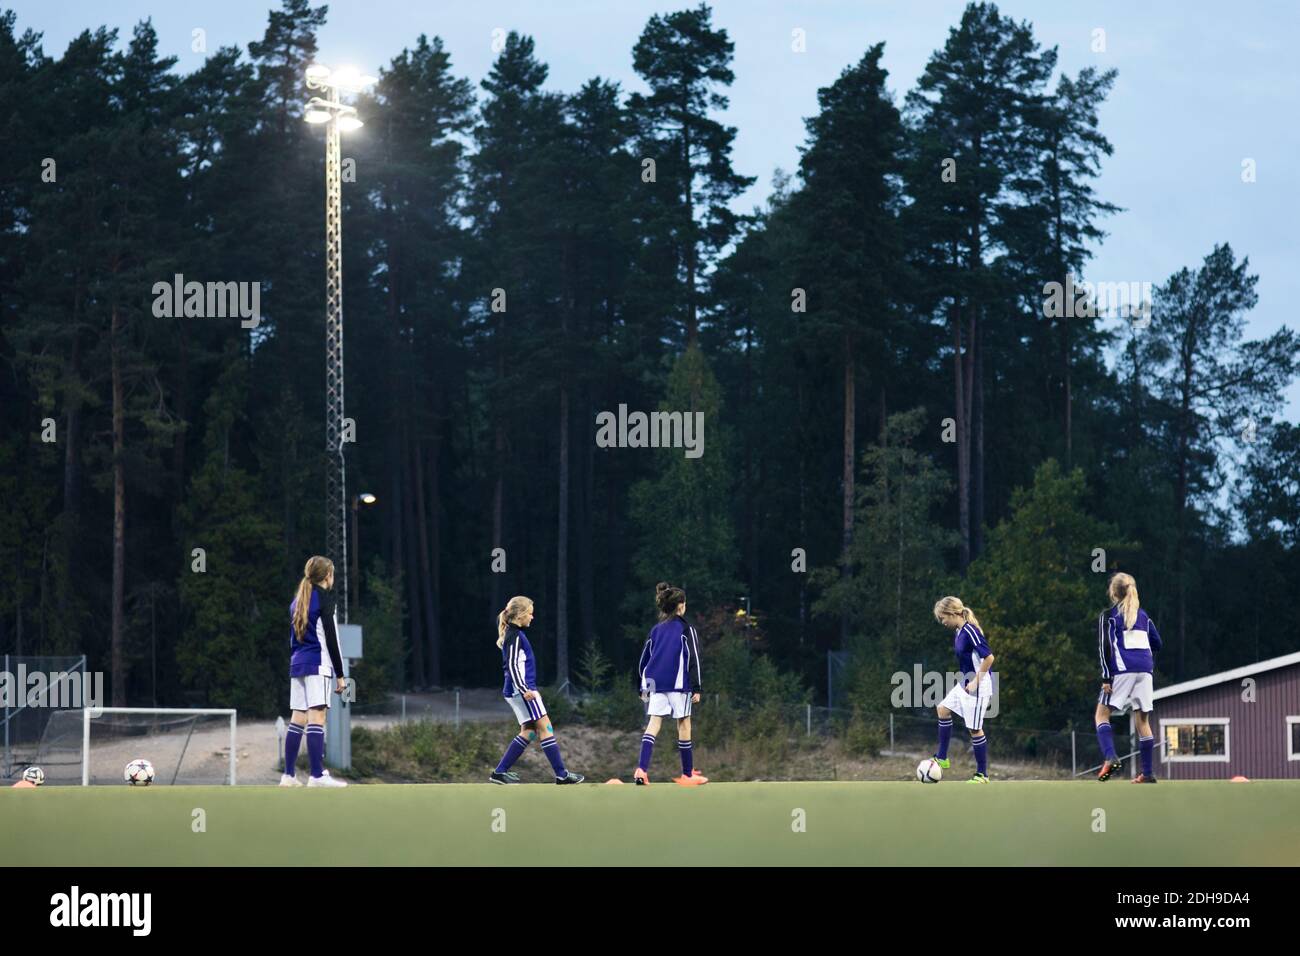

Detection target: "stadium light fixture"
[305, 62, 375, 624]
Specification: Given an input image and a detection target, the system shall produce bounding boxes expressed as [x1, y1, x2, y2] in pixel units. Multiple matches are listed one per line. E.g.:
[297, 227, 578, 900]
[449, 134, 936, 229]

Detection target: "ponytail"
[497, 596, 534, 649]
[933, 596, 981, 632]
[1108, 573, 1140, 630]
[292, 556, 334, 642]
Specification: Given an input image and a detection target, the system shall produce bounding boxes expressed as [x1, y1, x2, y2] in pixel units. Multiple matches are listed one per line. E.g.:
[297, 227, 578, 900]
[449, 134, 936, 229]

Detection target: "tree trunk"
[556, 385, 570, 688]
[60, 322, 84, 630]
[578, 392, 595, 649]
[110, 304, 127, 707]
[840, 329, 855, 646]
[971, 312, 985, 558]
[412, 436, 438, 686]
[401, 429, 425, 686]
[952, 301, 971, 569]
[427, 426, 442, 686]
[172, 312, 189, 499]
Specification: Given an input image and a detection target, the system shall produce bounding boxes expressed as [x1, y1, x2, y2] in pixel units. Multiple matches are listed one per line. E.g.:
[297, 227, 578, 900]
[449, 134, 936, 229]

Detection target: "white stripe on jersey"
[1109, 617, 1128, 673]
[510, 639, 529, 691]
[314, 617, 333, 677]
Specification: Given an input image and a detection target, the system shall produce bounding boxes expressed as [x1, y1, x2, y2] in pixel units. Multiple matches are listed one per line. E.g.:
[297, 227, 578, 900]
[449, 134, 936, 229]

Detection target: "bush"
[351, 721, 507, 782]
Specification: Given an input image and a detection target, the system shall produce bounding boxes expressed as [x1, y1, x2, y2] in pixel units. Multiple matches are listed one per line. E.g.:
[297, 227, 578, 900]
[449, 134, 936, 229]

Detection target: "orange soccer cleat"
[633, 767, 651, 786]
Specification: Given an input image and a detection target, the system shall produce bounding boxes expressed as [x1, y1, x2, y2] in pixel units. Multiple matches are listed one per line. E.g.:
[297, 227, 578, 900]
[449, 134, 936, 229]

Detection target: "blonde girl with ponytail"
[490, 596, 584, 785]
[1094, 572, 1164, 783]
[930, 596, 996, 783]
[282, 556, 348, 788]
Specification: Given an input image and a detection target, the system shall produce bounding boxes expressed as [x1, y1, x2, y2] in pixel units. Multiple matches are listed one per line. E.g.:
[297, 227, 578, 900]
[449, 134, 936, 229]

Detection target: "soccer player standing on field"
[490, 595, 584, 785]
[930, 597, 996, 783]
[282, 556, 348, 788]
[633, 582, 708, 786]
[1095, 572, 1163, 783]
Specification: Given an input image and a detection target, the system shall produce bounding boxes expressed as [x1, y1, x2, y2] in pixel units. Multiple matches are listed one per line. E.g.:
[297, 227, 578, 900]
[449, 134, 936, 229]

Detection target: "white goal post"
[81, 708, 238, 786]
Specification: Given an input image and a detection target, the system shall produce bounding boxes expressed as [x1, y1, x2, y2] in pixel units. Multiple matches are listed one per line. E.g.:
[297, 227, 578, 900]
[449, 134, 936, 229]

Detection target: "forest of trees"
[1, 1, 1297, 722]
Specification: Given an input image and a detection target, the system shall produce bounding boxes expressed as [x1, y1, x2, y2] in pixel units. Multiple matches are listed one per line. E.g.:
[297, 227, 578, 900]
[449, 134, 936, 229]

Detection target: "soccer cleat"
[931, 756, 951, 770]
[672, 774, 705, 786]
[634, 768, 651, 786]
[555, 771, 585, 785]
[691, 769, 709, 784]
[307, 773, 348, 787]
[967, 773, 990, 784]
[1097, 759, 1120, 782]
[1131, 773, 1158, 784]
[489, 771, 520, 785]
[279, 773, 303, 788]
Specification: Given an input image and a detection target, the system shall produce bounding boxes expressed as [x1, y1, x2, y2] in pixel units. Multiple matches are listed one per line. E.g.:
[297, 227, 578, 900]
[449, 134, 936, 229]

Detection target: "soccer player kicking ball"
[633, 582, 708, 786]
[930, 597, 996, 783]
[490, 595, 584, 785]
[1094, 572, 1163, 783]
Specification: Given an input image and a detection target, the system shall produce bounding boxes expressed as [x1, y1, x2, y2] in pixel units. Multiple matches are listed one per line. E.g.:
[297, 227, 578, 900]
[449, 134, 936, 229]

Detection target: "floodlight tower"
[304, 64, 374, 623]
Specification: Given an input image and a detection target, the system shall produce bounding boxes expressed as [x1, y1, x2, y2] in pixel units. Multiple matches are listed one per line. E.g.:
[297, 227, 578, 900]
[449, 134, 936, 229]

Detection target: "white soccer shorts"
[940, 681, 991, 731]
[1101, 672, 1154, 715]
[507, 691, 547, 725]
[646, 691, 692, 719]
[290, 674, 331, 710]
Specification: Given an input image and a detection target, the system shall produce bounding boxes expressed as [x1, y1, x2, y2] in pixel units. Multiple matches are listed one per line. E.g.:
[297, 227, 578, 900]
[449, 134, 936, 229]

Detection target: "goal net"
[34, 708, 238, 785]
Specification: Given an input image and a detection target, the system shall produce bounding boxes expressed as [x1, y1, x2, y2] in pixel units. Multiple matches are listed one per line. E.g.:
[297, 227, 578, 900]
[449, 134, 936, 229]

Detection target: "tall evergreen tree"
[904, 1, 1056, 565]
[628, 3, 753, 347]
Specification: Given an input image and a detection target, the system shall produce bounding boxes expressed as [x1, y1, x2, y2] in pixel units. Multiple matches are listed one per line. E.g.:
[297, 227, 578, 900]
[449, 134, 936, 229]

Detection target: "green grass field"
[3, 781, 1298, 865]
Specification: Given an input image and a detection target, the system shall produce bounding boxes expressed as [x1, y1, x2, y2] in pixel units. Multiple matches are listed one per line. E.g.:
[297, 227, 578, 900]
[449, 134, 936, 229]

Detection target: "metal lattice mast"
[324, 83, 348, 624]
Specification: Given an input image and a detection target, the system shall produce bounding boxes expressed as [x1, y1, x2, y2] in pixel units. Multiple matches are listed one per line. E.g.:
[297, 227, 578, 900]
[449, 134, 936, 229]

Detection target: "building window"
[1288, 717, 1300, 761]
[1161, 719, 1229, 762]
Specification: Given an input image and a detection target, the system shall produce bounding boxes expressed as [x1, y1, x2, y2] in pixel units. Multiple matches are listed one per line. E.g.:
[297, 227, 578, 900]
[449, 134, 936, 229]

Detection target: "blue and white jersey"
[638, 616, 702, 695]
[1098, 606, 1161, 679]
[501, 625, 538, 697]
[289, 586, 344, 678]
[953, 621, 993, 692]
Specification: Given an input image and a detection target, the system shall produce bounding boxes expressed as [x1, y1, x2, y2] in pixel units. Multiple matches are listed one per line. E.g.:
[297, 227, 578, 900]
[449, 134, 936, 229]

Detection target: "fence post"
[401, 694, 406, 723]
[806, 703, 811, 736]
[275, 715, 286, 773]
[890, 713, 895, 754]
[3, 654, 8, 777]
[1071, 730, 1077, 777]
[455, 688, 461, 730]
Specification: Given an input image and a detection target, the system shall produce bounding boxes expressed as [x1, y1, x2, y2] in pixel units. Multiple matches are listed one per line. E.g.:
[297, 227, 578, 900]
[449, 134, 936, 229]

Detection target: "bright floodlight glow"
[304, 108, 331, 123]
[305, 64, 331, 81]
[359, 493, 377, 505]
[337, 115, 363, 132]
[329, 66, 376, 92]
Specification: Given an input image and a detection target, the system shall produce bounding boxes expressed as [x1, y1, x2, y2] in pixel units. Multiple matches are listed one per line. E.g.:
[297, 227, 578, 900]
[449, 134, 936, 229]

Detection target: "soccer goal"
[34, 707, 238, 785]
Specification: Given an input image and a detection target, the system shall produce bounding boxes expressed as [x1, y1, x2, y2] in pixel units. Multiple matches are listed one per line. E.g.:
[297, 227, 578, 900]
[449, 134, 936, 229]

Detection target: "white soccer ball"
[22, 766, 45, 786]
[917, 758, 943, 784]
[124, 758, 155, 786]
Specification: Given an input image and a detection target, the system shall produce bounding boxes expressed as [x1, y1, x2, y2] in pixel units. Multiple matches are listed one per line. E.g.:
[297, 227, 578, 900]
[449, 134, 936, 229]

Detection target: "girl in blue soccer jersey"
[490, 595, 584, 785]
[632, 582, 707, 786]
[1094, 572, 1163, 783]
[930, 596, 995, 783]
[281, 556, 348, 788]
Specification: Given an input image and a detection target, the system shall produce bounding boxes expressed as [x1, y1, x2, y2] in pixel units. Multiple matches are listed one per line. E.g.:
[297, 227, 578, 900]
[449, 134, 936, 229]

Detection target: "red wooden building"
[1147, 650, 1300, 780]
